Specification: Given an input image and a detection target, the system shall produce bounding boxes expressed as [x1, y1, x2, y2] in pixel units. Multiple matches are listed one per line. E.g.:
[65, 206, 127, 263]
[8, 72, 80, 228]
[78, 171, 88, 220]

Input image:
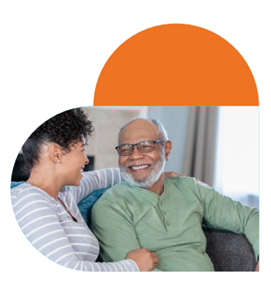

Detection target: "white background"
[1, 1, 270, 305]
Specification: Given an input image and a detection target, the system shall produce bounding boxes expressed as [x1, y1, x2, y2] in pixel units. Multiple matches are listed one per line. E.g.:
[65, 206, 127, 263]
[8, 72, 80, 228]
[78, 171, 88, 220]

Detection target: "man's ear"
[164, 140, 172, 161]
[48, 144, 62, 163]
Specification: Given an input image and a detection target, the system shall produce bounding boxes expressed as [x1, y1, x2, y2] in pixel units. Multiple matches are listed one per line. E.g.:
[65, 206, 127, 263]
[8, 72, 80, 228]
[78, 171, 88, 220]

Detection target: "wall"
[83, 107, 142, 169]
[148, 106, 190, 173]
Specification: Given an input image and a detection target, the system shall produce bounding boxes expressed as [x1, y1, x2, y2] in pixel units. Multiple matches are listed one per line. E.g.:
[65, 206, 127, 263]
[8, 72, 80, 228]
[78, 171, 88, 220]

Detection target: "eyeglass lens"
[118, 141, 155, 156]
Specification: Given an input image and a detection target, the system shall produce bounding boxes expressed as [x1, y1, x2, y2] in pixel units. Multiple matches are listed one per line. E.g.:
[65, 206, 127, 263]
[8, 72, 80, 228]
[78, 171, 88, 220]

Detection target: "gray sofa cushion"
[203, 227, 256, 271]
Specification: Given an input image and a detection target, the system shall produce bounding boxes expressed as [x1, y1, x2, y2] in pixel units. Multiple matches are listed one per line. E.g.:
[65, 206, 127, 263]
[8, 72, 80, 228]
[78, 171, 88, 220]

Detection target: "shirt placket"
[157, 197, 171, 230]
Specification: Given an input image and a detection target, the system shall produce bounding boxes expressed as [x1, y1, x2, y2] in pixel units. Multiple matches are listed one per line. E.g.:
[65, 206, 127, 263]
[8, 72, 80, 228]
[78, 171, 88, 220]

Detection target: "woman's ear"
[164, 140, 172, 161]
[48, 144, 62, 163]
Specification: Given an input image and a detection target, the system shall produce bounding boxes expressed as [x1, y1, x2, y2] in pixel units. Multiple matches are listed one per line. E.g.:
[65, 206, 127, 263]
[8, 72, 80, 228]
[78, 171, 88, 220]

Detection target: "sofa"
[10, 181, 257, 271]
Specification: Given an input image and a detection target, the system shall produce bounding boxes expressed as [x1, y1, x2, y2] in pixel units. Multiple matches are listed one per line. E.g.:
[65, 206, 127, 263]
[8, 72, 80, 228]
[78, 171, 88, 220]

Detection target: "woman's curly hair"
[22, 108, 94, 173]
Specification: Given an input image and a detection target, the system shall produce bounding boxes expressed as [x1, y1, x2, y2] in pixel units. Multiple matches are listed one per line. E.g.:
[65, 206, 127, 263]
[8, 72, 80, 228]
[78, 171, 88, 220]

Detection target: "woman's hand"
[126, 248, 159, 271]
[164, 171, 184, 178]
[164, 172, 210, 186]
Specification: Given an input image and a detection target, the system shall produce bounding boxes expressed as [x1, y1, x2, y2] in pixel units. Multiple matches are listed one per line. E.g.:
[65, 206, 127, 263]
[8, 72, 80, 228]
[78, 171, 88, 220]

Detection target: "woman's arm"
[70, 168, 121, 203]
[73, 169, 195, 204]
[11, 184, 141, 272]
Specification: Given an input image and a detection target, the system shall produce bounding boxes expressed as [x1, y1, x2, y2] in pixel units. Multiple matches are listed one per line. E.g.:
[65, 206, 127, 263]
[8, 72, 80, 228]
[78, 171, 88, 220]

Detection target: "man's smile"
[129, 165, 150, 170]
[127, 164, 151, 171]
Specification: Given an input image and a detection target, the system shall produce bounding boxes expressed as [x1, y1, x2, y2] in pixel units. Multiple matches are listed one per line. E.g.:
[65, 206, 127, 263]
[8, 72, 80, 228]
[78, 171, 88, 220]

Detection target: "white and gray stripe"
[11, 169, 138, 272]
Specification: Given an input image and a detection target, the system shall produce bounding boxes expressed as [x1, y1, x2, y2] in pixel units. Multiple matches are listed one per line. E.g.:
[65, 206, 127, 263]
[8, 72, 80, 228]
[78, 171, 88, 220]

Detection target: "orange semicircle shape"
[94, 24, 258, 106]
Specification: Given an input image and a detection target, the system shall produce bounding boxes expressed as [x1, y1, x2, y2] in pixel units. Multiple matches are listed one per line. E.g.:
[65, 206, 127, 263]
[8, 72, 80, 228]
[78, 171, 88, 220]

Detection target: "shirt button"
[166, 221, 170, 226]
[163, 211, 166, 215]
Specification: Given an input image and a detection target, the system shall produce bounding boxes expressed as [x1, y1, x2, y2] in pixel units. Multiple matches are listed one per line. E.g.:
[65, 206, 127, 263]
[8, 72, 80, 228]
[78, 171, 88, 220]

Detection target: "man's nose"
[85, 156, 89, 164]
[129, 146, 144, 159]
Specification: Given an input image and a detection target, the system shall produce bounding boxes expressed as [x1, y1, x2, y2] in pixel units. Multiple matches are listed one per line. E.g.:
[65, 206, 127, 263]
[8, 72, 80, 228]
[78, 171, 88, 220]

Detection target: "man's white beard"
[120, 156, 166, 188]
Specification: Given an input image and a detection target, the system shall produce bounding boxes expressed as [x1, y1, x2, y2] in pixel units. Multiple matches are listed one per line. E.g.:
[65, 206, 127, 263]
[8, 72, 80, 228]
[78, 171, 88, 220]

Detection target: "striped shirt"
[11, 169, 139, 272]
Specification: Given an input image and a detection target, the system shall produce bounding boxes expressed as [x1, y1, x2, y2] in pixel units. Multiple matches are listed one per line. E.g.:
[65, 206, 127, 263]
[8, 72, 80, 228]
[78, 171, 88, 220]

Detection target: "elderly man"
[91, 118, 259, 271]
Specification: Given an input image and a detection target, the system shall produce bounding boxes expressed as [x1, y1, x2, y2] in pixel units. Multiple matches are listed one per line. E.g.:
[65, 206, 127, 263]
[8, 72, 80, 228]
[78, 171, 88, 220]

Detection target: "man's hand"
[255, 261, 259, 271]
[126, 248, 159, 271]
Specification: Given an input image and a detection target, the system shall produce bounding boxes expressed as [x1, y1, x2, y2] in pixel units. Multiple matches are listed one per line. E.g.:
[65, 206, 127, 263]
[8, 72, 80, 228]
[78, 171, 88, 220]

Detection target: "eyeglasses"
[115, 140, 165, 156]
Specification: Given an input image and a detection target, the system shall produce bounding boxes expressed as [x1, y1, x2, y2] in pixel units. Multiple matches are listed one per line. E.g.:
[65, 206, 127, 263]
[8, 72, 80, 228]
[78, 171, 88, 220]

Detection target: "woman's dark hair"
[22, 108, 94, 173]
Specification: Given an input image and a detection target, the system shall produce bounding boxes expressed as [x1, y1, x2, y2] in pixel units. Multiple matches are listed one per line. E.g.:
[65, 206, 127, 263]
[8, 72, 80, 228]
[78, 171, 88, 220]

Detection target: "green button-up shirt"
[91, 177, 259, 271]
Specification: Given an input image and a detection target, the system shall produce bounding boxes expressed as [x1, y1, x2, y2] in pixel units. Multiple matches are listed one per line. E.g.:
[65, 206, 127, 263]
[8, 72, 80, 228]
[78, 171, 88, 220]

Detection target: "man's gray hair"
[118, 117, 169, 145]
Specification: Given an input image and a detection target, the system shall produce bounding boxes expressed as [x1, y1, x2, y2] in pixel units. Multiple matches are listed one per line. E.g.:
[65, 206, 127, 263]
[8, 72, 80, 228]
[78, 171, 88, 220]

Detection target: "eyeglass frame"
[115, 139, 166, 156]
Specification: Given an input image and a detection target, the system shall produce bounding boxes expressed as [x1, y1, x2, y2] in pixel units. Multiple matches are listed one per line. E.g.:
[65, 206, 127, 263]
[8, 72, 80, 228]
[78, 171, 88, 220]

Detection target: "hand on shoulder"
[164, 171, 185, 178]
[164, 172, 210, 187]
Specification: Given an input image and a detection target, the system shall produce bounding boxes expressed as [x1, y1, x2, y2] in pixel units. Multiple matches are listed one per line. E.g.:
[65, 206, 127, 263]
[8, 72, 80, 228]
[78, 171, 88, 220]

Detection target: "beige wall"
[83, 107, 139, 169]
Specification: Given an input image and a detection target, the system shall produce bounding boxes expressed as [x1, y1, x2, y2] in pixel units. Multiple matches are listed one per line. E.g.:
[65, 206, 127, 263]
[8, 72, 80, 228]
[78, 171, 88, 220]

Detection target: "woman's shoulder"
[11, 182, 30, 198]
[11, 182, 53, 208]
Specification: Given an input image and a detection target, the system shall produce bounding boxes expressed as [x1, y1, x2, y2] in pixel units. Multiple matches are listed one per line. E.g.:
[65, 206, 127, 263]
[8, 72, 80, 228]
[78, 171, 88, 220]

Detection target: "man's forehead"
[119, 119, 159, 143]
